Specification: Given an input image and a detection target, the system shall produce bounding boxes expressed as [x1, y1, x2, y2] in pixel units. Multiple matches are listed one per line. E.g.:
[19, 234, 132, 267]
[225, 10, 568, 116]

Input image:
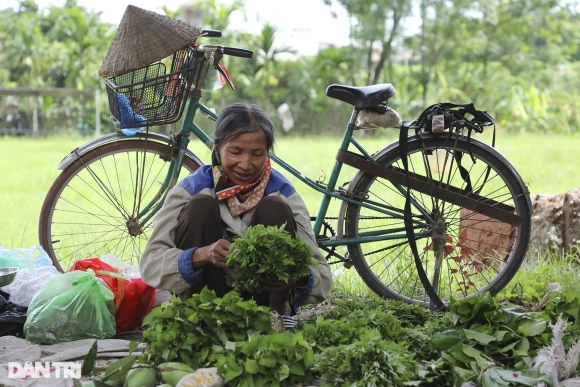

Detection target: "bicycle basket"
[104, 46, 200, 128]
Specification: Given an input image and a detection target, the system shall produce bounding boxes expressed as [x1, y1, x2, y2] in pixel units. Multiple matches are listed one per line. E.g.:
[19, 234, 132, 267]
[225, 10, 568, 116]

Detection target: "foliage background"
[1, 0, 580, 135]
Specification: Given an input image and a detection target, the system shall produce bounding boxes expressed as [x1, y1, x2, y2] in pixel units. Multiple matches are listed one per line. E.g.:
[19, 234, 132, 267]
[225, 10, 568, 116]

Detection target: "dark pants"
[174, 194, 297, 307]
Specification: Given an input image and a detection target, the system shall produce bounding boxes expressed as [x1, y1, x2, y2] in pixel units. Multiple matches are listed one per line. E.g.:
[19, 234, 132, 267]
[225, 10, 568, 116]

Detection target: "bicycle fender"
[56, 132, 205, 170]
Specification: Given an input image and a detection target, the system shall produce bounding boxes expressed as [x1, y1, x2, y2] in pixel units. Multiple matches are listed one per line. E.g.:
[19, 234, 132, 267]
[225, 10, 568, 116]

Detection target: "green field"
[1, 132, 579, 296]
[1, 131, 578, 248]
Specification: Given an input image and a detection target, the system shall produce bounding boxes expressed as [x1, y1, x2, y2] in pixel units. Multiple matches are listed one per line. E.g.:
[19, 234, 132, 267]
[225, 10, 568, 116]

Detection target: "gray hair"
[212, 102, 276, 153]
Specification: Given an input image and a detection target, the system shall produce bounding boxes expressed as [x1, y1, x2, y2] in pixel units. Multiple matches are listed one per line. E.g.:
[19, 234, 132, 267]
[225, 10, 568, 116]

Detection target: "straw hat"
[98, 5, 202, 78]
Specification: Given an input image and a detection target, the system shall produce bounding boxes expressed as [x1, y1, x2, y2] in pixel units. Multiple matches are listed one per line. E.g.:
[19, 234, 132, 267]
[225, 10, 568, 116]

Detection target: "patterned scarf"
[212, 151, 271, 217]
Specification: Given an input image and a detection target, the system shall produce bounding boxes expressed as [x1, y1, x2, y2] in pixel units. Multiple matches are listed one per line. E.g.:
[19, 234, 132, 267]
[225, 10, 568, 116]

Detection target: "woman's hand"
[192, 239, 231, 268]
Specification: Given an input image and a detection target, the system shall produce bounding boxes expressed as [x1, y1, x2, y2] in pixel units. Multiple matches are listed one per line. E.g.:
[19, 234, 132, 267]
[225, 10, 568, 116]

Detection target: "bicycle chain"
[313, 216, 393, 221]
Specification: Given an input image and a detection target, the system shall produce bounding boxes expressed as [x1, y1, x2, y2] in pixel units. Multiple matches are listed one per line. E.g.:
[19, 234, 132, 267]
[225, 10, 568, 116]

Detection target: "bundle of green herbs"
[140, 288, 273, 368]
[226, 224, 318, 292]
[139, 287, 315, 387]
[312, 328, 418, 387]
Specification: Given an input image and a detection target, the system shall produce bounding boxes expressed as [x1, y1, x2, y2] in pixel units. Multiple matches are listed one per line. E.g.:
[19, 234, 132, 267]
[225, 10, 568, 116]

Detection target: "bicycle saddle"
[325, 83, 396, 108]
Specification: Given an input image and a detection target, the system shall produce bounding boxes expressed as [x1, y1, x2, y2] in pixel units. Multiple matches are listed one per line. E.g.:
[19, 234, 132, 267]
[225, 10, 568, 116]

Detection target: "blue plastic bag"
[116, 93, 147, 127]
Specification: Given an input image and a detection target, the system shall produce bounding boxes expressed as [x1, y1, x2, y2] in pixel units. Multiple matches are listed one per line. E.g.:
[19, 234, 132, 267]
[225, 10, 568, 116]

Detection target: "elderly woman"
[140, 102, 332, 316]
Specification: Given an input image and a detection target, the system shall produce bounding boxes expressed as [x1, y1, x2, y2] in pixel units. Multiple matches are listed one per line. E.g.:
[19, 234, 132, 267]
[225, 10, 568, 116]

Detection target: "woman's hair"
[212, 102, 275, 153]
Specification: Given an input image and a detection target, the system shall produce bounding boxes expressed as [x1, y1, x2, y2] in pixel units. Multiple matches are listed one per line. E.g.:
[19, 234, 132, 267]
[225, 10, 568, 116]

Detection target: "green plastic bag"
[24, 269, 116, 344]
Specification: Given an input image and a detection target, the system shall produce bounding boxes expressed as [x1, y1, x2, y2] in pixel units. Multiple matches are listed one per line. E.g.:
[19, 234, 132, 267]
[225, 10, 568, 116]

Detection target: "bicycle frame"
[136, 88, 424, 254]
[136, 49, 520, 255]
[40, 39, 531, 307]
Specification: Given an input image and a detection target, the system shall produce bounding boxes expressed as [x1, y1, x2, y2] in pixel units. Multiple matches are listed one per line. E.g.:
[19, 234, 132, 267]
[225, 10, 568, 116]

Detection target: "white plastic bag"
[1, 266, 61, 307]
[0, 245, 52, 268]
[176, 368, 225, 387]
[100, 254, 141, 279]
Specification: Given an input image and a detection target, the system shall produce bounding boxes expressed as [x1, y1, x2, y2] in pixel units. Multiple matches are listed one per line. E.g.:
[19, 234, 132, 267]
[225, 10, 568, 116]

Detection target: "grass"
[496, 248, 580, 307]
[1, 131, 579, 297]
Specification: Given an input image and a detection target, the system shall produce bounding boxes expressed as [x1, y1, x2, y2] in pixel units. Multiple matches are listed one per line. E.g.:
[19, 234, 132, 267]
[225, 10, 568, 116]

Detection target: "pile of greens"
[140, 288, 273, 369]
[226, 224, 318, 292]
[140, 287, 314, 387]
[134, 282, 580, 387]
[312, 329, 418, 387]
[219, 330, 314, 387]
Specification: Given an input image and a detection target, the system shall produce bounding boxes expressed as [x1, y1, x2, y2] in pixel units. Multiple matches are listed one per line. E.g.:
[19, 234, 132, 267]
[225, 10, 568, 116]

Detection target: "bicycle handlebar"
[197, 44, 253, 59]
[223, 47, 253, 58]
[200, 29, 222, 38]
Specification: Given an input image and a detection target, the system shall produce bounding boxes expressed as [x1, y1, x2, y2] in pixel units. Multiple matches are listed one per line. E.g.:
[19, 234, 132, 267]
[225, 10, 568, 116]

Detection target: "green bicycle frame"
[138, 62, 428, 249]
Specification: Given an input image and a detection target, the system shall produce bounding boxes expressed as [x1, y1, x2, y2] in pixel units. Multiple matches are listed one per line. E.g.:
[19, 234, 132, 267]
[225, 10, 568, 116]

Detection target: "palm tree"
[197, 0, 243, 38]
[250, 23, 296, 98]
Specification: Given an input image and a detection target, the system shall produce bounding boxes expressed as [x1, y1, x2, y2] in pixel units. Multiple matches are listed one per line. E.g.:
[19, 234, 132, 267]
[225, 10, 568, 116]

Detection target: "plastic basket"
[104, 46, 200, 128]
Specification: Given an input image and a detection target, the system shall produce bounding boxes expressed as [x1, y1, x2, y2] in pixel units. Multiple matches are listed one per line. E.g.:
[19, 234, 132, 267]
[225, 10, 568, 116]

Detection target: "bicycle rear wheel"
[345, 133, 531, 306]
[39, 140, 202, 272]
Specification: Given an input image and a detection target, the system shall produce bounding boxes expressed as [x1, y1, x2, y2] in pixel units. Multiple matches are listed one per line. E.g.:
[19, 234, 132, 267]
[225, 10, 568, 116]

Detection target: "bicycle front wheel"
[345, 133, 531, 306]
[39, 140, 202, 272]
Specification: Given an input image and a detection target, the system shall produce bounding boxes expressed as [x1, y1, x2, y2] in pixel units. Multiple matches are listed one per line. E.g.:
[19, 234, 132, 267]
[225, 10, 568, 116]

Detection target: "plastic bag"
[0, 244, 52, 268]
[176, 368, 225, 387]
[70, 257, 156, 333]
[100, 254, 141, 279]
[1, 266, 61, 307]
[24, 269, 116, 344]
[0, 291, 27, 337]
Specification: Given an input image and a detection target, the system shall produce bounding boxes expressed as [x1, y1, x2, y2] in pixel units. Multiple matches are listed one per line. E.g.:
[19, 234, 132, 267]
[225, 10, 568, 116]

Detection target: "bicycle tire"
[39, 139, 202, 272]
[345, 133, 531, 306]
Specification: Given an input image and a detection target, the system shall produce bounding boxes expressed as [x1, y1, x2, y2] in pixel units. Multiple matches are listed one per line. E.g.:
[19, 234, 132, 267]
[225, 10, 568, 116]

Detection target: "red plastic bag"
[70, 258, 155, 333]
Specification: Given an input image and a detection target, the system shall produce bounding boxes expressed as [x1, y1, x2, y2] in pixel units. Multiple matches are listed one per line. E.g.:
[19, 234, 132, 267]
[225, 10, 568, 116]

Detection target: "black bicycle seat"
[325, 83, 396, 108]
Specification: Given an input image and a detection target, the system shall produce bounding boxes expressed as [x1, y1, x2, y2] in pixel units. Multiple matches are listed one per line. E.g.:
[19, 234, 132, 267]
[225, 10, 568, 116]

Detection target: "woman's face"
[219, 130, 268, 186]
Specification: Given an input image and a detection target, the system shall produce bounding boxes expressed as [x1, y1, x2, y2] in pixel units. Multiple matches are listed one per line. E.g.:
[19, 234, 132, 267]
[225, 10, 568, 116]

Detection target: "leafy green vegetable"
[382, 300, 434, 328]
[312, 329, 418, 387]
[401, 329, 441, 361]
[408, 358, 462, 387]
[219, 331, 315, 387]
[301, 315, 357, 350]
[226, 224, 318, 292]
[479, 368, 553, 387]
[433, 292, 553, 385]
[100, 355, 137, 383]
[81, 340, 98, 376]
[325, 296, 433, 328]
[302, 300, 444, 362]
[140, 288, 273, 368]
[541, 288, 580, 348]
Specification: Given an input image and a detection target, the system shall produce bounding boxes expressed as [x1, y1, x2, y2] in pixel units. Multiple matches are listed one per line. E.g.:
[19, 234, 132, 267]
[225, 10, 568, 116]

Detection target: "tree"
[196, 0, 244, 44]
[0, 0, 115, 131]
[324, 0, 412, 85]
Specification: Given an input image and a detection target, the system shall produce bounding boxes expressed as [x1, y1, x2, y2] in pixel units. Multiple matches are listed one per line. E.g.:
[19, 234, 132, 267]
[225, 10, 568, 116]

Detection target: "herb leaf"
[227, 224, 318, 292]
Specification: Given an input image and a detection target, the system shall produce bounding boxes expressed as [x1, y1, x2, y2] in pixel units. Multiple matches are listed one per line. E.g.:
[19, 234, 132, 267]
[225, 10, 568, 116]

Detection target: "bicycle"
[39, 29, 532, 308]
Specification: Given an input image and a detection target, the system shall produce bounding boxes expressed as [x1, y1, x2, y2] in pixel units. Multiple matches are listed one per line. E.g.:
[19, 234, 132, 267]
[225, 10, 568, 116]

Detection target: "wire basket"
[104, 46, 200, 128]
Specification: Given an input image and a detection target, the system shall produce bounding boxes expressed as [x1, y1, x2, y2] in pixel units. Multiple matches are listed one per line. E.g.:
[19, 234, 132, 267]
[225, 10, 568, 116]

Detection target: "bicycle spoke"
[54, 195, 123, 229]
[81, 163, 132, 219]
[346, 134, 530, 306]
[52, 207, 124, 220]
[68, 172, 131, 219]
[43, 141, 201, 269]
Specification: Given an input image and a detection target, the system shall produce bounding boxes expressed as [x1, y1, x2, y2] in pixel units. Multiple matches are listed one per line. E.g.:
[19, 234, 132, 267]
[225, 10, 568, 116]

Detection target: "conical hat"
[98, 5, 202, 78]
